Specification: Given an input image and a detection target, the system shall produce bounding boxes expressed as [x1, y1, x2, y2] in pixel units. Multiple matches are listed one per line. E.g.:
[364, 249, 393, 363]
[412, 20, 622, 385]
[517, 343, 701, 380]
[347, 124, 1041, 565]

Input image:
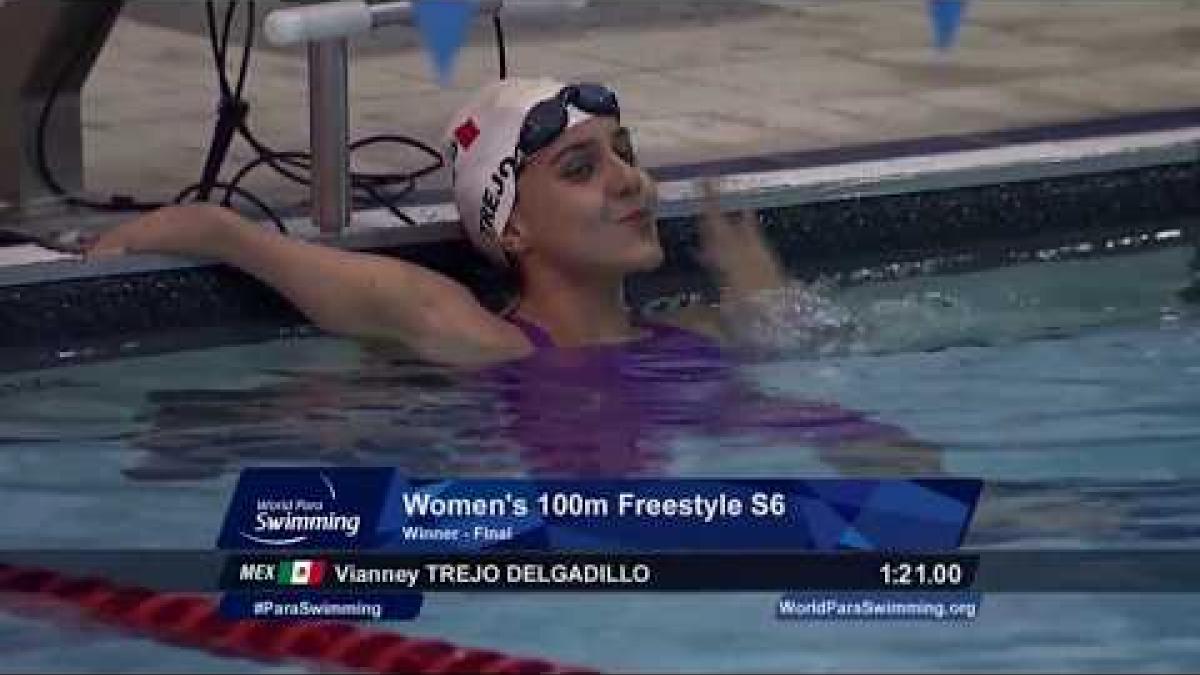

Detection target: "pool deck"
[4, 0, 1200, 239]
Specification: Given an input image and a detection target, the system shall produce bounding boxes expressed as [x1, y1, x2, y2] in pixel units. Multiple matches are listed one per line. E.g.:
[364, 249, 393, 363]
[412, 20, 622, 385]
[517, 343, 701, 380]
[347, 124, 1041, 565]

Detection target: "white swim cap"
[444, 77, 597, 266]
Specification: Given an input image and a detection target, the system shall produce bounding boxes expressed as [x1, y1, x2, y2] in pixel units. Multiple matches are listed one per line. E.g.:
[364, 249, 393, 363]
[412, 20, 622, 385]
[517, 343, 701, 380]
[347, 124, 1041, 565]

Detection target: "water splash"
[716, 278, 1003, 359]
[720, 281, 867, 358]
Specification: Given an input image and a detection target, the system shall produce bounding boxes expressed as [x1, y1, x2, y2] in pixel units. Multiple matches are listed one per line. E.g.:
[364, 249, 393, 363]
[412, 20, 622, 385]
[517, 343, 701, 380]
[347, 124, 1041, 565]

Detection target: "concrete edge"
[2, 124, 1199, 288]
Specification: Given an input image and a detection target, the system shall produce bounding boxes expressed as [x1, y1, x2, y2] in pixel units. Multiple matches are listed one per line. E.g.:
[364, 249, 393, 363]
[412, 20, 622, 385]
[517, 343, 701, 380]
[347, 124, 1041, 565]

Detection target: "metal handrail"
[263, 0, 585, 234]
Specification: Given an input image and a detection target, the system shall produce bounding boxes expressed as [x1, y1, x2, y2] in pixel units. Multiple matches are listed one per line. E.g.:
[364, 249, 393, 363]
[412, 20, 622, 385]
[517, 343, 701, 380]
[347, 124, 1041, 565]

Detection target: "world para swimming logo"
[217, 468, 384, 549]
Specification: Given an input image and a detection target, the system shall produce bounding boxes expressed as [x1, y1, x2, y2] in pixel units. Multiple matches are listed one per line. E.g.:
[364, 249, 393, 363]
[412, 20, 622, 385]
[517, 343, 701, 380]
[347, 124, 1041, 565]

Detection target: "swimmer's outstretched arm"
[88, 205, 528, 366]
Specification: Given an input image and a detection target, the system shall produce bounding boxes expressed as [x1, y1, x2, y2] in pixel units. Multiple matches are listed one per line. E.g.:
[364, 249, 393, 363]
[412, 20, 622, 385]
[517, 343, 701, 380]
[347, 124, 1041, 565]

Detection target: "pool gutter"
[2, 114, 1199, 371]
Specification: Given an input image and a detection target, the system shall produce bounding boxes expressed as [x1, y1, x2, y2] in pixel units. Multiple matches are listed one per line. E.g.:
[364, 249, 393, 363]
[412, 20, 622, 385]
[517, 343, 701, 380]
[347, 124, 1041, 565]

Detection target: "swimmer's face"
[504, 117, 662, 275]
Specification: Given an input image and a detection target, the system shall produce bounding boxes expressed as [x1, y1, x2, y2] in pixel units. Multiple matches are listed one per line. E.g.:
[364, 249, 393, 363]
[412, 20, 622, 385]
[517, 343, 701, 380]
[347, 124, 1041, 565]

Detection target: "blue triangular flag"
[413, 0, 476, 87]
[929, 0, 966, 51]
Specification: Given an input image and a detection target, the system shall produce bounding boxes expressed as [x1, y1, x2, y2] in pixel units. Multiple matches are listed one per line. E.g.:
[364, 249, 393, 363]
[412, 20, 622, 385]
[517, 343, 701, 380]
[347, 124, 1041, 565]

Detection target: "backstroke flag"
[414, 0, 477, 87]
[929, 0, 967, 51]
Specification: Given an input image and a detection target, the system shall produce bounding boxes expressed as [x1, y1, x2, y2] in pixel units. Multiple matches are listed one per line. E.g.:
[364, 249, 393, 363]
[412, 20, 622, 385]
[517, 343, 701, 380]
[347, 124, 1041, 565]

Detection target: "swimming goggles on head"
[516, 83, 621, 165]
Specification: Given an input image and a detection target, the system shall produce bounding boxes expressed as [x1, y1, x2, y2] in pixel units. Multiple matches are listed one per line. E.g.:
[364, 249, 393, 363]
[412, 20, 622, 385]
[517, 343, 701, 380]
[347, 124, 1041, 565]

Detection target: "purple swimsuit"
[484, 316, 922, 476]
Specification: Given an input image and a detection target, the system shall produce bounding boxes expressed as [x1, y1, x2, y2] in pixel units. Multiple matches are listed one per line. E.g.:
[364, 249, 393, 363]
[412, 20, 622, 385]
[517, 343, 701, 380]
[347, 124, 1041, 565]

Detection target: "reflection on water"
[0, 246, 1198, 671]
[122, 347, 939, 482]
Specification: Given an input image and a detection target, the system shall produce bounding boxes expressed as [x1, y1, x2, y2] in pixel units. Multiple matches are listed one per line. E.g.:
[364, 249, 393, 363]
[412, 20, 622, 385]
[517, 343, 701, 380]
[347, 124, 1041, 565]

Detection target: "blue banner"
[218, 469, 982, 553]
[218, 591, 423, 621]
[778, 591, 981, 622]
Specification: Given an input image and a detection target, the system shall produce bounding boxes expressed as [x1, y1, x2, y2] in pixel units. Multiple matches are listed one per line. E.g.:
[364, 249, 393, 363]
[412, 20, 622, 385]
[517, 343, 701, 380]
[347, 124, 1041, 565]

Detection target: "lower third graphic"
[777, 592, 981, 622]
[219, 592, 423, 621]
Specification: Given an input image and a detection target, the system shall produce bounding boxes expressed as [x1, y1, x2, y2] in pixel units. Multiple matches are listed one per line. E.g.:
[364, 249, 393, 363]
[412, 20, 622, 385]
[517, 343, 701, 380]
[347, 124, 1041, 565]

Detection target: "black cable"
[226, 131, 443, 191]
[221, 2, 238, 82]
[35, 20, 167, 211]
[493, 12, 507, 79]
[234, 124, 311, 184]
[224, 150, 311, 199]
[196, 0, 252, 202]
[219, 142, 442, 228]
[173, 181, 287, 234]
[347, 134, 443, 182]
[233, 1, 254, 102]
[209, 0, 316, 188]
[354, 180, 417, 226]
[36, 0, 460, 224]
[226, 131, 443, 219]
[202, 0, 447, 229]
[204, 2, 233, 100]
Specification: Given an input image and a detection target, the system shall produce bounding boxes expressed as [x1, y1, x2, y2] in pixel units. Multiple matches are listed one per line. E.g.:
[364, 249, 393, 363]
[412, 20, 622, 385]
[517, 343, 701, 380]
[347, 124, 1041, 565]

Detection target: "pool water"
[1, 244, 1198, 672]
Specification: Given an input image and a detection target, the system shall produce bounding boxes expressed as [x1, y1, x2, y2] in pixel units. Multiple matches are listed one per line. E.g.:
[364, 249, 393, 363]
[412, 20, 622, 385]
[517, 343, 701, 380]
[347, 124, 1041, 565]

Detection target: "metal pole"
[308, 38, 349, 234]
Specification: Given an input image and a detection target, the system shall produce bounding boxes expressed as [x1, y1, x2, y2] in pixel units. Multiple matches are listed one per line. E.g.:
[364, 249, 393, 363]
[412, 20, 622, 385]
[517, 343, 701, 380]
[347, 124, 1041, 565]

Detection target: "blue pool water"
[0, 244, 1198, 672]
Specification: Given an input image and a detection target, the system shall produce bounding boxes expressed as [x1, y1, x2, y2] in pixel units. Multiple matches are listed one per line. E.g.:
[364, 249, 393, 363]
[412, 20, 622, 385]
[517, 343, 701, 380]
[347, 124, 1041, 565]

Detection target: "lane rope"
[0, 563, 595, 674]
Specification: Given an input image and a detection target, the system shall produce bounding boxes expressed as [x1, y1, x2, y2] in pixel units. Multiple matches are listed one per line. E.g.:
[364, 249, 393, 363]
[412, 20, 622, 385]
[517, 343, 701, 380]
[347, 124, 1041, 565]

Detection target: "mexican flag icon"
[277, 559, 326, 586]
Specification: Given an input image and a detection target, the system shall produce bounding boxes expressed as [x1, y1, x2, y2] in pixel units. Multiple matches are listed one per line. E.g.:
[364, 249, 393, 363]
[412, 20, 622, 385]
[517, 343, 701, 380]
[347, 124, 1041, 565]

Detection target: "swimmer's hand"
[651, 179, 787, 341]
[85, 204, 236, 259]
[695, 179, 864, 356]
[698, 178, 787, 298]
